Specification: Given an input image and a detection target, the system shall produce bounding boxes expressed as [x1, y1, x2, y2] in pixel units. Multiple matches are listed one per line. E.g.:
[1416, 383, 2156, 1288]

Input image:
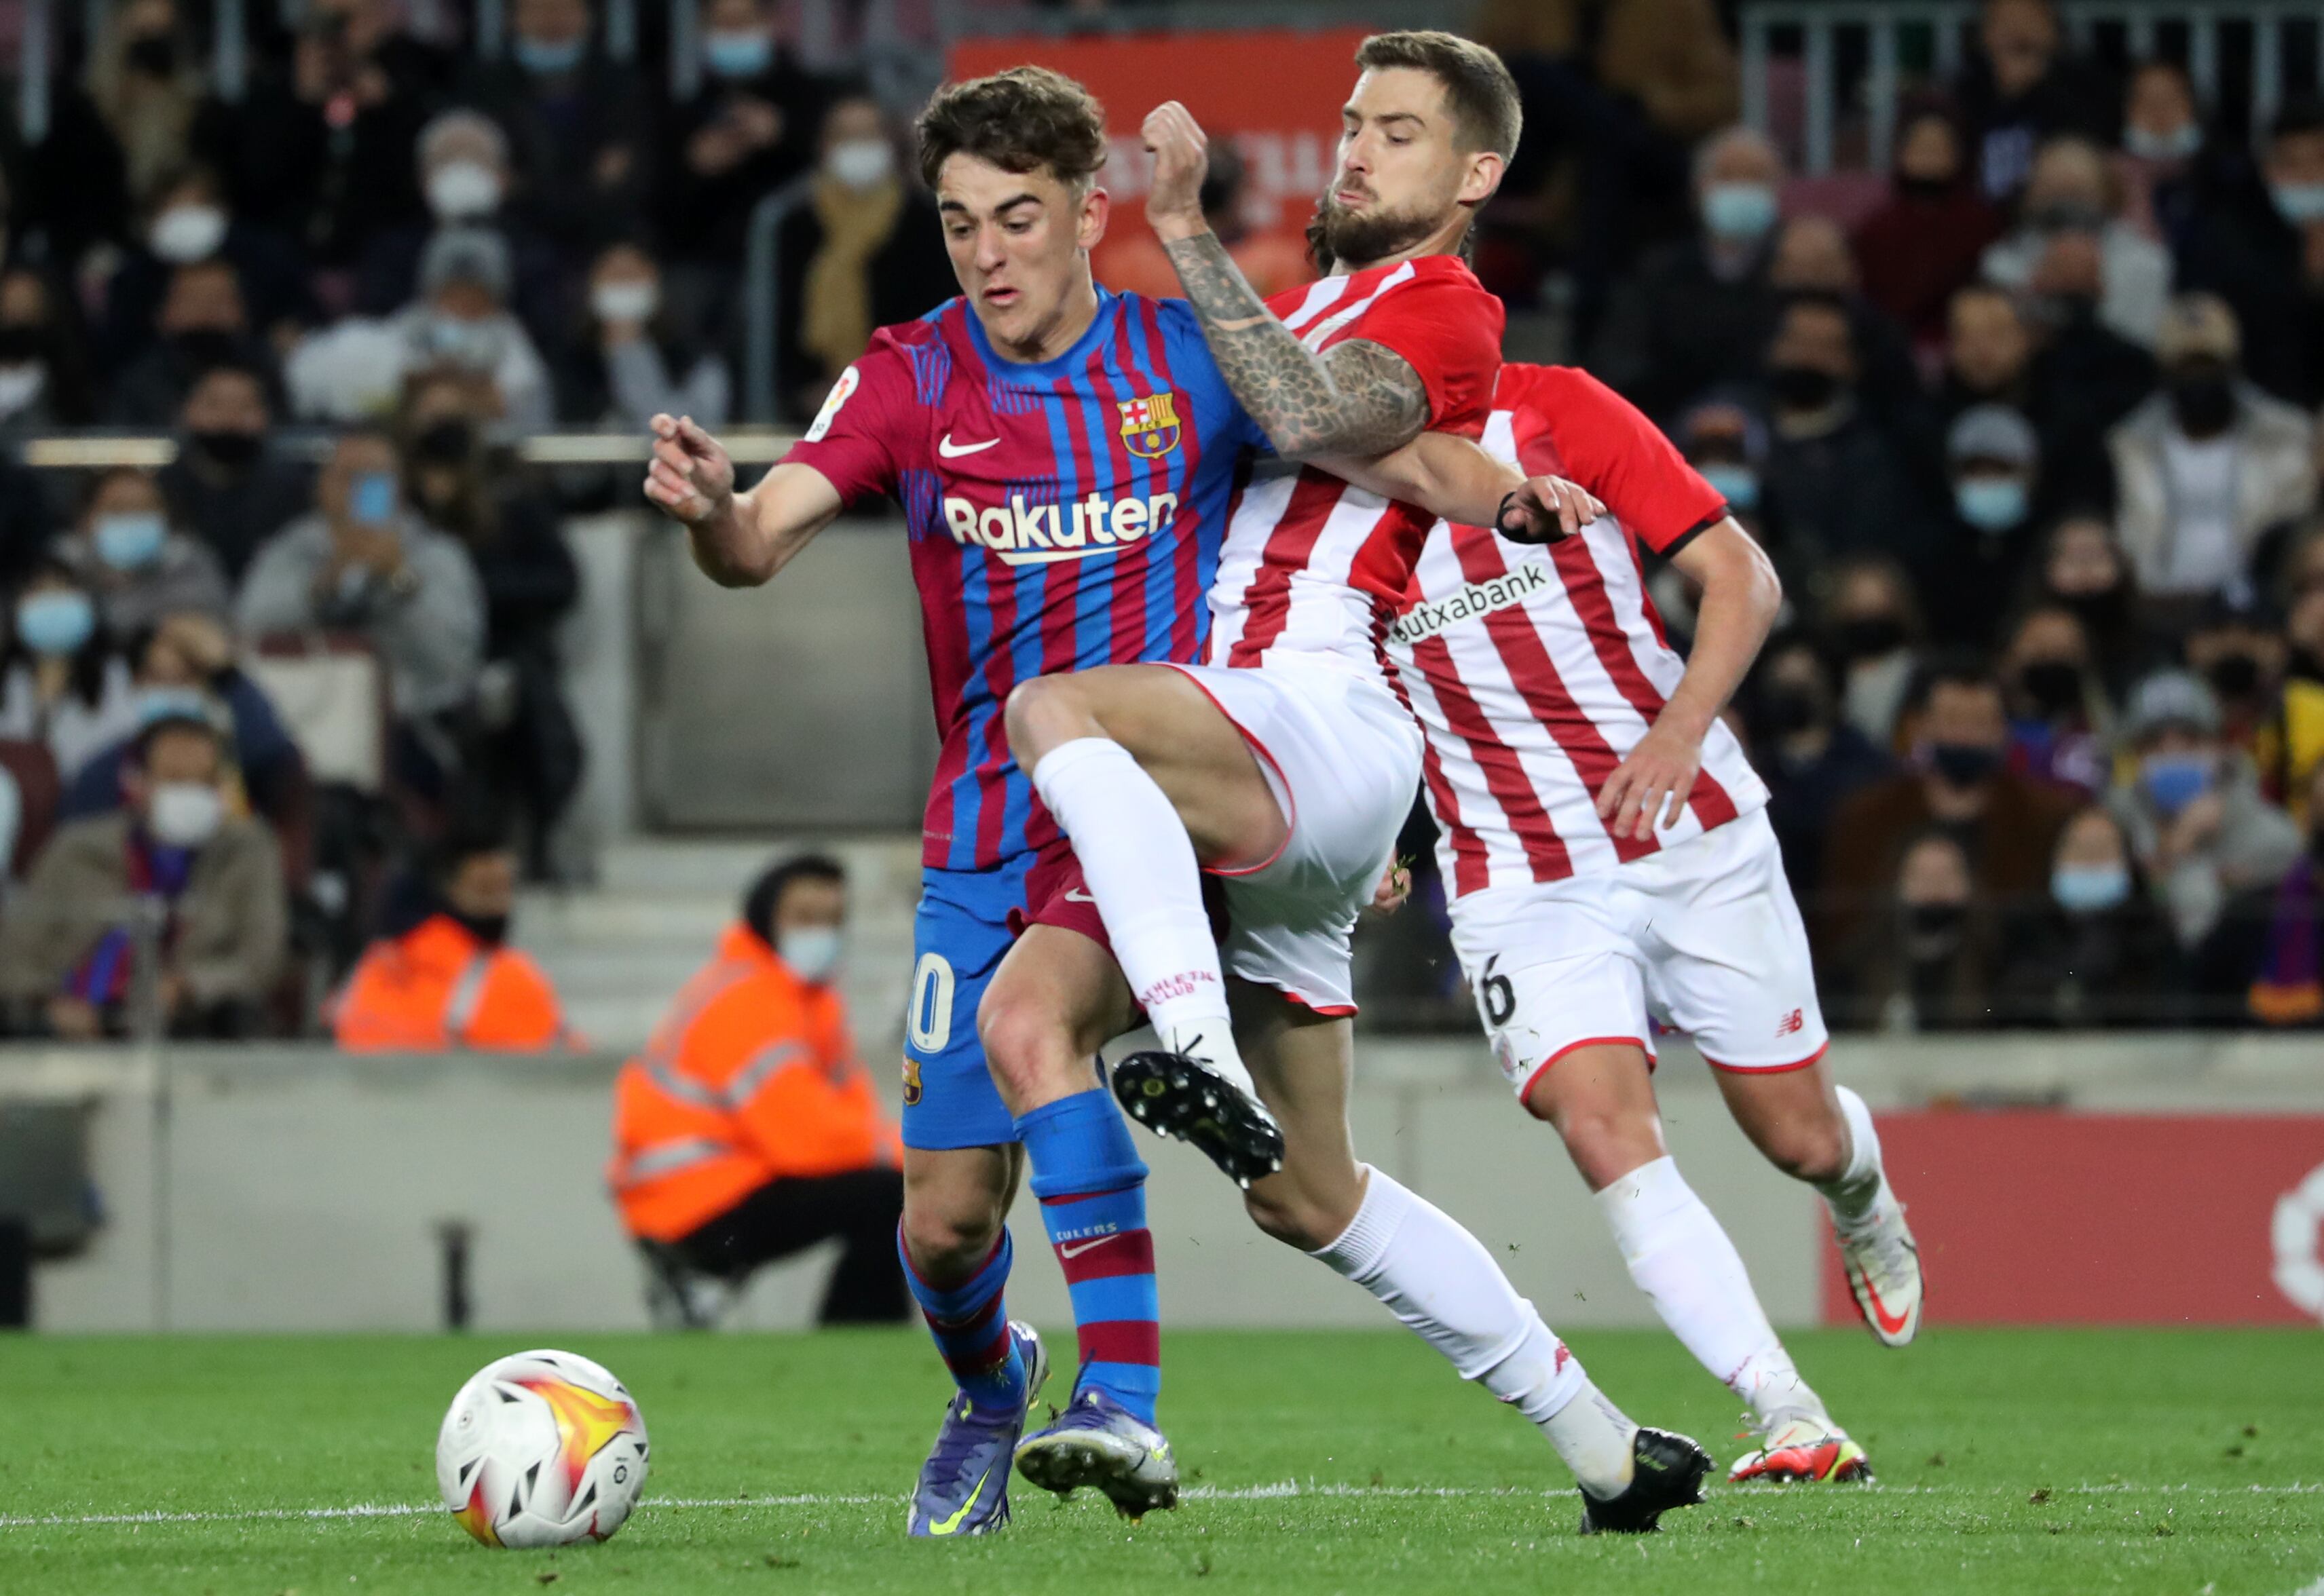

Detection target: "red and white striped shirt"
[1387, 364, 1769, 896]
[1205, 254, 1503, 682]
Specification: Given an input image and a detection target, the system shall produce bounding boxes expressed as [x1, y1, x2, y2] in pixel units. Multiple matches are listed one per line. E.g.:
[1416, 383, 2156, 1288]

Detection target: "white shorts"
[1168, 660, 1423, 1014]
[1447, 807, 1829, 1100]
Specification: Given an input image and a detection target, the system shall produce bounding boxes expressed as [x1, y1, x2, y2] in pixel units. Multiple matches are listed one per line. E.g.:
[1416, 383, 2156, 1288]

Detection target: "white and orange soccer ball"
[436, 1349, 650, 1548]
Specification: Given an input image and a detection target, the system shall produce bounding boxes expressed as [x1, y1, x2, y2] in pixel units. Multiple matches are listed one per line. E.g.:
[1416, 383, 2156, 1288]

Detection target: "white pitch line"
[0, 1481, 2314, 1531]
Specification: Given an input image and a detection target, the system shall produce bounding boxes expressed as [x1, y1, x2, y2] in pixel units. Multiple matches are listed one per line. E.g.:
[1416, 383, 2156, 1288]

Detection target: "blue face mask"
[135, 685, 213, 727]
[2052, 861, 2131, 914]
[1696, 461, 1759, 510]
[16, 589, 95, 656]
[2139, 750, 2215, 816]
[2270, 181, 2324, 225]
[513, 35, 586, 75]
[1701, 181, 1779, 242]
[1955, 476, 2029, 531]
[93, 510, 168, 571]
[350, 471, 398, 527]
[2124, 123, 2201, 162]
[702, 29, 772, 78]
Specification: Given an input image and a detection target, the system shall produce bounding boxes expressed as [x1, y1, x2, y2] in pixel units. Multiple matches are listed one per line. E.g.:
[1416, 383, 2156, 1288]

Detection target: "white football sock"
[1597, 1156, 1822, 1424]
[1029, 736, 1252, 1091]
[1311, 1166, 1634, 1496]
[1816, 1085, 1889, 1228]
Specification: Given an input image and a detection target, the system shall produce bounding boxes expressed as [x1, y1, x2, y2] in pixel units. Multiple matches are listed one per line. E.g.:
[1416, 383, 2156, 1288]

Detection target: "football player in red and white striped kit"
[1388, 359, 1926, 1484]
[999, 33, 1712, 1534]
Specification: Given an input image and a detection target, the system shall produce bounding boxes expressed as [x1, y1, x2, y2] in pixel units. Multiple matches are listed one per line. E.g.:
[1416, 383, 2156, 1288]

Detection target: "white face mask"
[149, 203, 228, 264]
[824, 138, 894, 191]
[147, 780, 223, 847]
[777, 926, 843, 983]
[0, 363, 44, 415]
[591, 280, 660, 324]
[426, 159, 504, 221]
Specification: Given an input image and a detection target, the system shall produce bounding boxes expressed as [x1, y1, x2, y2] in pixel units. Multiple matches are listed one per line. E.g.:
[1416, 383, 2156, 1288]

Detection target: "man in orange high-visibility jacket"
[610, 854, 905, 1324]
[334, 818, 571, 1052]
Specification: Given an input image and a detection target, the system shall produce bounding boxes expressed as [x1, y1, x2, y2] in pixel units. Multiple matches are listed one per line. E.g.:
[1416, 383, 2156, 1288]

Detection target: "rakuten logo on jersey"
[941, 491, 1179, 567]
[1389, 563, 1552, 647]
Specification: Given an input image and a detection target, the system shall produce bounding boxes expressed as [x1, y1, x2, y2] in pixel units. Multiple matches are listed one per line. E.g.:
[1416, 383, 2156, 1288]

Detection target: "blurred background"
[0, 0, 2317, 1339]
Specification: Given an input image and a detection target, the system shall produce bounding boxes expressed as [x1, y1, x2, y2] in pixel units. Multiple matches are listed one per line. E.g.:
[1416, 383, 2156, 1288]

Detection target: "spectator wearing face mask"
[1744, 630, 1895, 901]
[354, 111, 567, 352]
[2107, 294, 2318, 615]
[237, 427, 485, 728]
[1758, 292, 1941, 588]
[2114, 59, 2210, 253]
[2023, 511, 2155, 692]
[1766, 215, 1927, 435]
[1821, 554, 1926, 750]
[2107, 668, 2301, 949]
[1937, 282, 2149, 511]
[1852, 106, 2005, 347]
[84, 0, 208, 221]
[1981, 135, 2171, 351]
[2257, 536, 2324, 822]
[2177, 101, 2324, 407]
[558, 241, 730, 431]
[1847, 829, 1996, 1032]
[0, 268, 99, 435]
[2182, 593, 2287, 758]
[612, 853, 907, 1327]
[0, 714, 285, 1040]
[50, 466, 230, 643]
[1818, 656, 2082, 964]
[157, 362, 314, 583]
[398, 368, 582, 877]
[1999, 602, 2110, 793]
[457, 0, 650, 256]
[332, 813, 570, 1050]
[1929, 405, 2044, 642]
[100, 164, 316, 379]
[1951, 0, 2118, 204]
[776, 94, 957, 422]
[1995, 803, 2181, 1025]
[2195, 759, 2324, 1025]
[0, 563, 140, 780]
[198, 0, 443, 271]
[106, 258, 276, 429]
[658, 0, 833, 323]
[1588, 126, 1784, 424]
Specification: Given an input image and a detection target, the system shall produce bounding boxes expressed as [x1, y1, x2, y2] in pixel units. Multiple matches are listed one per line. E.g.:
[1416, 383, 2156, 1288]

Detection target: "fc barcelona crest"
[1119, 392, 1182, 459]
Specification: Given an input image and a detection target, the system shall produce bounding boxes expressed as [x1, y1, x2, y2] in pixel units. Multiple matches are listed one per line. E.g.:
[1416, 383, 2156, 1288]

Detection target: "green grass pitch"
[3, 1327, 2319, 1595]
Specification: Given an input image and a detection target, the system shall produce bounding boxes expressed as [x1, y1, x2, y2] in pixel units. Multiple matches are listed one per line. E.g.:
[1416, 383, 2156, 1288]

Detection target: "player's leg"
[977, 921, 1180, 1515]
[1229, 981, 1708, 1534]
[1005, 663, 1283, 1136]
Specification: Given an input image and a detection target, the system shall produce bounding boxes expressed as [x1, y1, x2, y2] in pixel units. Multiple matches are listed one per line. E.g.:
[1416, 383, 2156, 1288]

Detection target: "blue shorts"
[901, 859, 1036, 1151]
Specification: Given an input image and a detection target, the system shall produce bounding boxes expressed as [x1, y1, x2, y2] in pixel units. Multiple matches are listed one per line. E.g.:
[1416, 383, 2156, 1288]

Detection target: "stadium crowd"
[0, 0, 2318, 1035]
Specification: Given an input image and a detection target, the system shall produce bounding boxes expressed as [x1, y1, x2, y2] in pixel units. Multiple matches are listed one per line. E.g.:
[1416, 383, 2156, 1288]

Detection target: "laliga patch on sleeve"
[803, 364, 861, 443]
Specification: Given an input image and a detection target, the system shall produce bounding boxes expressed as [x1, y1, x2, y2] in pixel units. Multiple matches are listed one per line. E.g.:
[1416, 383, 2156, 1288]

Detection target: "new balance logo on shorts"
[1776, 1008, 1805, 1038]
[1389, 563, 1552, 647]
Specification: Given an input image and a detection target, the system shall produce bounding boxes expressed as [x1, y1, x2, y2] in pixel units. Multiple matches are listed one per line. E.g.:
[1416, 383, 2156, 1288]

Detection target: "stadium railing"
[1739, 0, 2324, 174]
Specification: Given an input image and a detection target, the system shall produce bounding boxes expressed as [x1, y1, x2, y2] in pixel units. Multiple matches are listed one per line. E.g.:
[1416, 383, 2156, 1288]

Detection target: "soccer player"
[1386, 360, 1925, 1484]
[644, 66, 1573, 1538]
[994, 33, 1711, 1534]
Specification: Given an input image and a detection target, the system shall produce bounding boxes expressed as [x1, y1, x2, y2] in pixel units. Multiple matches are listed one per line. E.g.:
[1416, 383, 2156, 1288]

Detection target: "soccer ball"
[436, 1348, 650, 1548]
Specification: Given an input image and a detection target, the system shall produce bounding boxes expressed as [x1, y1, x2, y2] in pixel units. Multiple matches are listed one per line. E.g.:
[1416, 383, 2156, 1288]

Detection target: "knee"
[899, 1194, 1001, 1283]
[1750, 1112, 1848, 1185]
[975, 983, 1081, 1107]
[1002, 675, 1081, 765]
[1550, 1103, 1664, 1188]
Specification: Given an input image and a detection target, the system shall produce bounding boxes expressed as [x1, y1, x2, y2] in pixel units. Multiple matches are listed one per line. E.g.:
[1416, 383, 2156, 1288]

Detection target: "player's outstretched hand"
[1596, 721, 1703, 841]
[1366, 856, 1413, 917]
[1498, 475, 1605, 544]
[643, 413, 736, 527]
[1142, 102, 1210, 239]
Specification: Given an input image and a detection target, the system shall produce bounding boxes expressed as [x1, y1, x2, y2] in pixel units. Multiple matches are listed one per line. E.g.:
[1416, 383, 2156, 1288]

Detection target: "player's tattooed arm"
[1161, 229, 1429, 459]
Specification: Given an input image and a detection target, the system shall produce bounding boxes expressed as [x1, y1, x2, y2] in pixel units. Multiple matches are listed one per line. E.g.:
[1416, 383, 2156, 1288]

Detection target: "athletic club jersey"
[1386, 364, 1769, 896]
[1205, 254, 1503, 681]
[784, 289, 1264, 871]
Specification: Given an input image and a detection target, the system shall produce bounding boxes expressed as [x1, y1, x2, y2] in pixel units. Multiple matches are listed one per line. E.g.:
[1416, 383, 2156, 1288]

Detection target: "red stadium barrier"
[946, 28, 1370, 270]
[1820, 1112, 2324, 1326]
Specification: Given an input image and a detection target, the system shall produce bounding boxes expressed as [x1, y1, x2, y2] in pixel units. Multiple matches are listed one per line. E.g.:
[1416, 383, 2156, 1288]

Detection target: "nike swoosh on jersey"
[938, 433, 1000, 458]
[1057, 1234, 1118, 1258]
[1064, 889, 1098, 904]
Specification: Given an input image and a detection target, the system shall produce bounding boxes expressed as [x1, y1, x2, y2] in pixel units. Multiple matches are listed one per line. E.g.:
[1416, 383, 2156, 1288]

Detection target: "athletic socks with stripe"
[1015, 1086, 1162, 1423]
[897, 1227, 1028, 1412]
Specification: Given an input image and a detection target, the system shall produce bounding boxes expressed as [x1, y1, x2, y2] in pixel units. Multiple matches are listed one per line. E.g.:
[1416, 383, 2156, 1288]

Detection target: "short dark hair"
[916, 67, 1108, 193]
[1905, 650, 2006, 715]
[2272, 98, 2324, 144]
[744, 854, 846, 946]
[430, 803, 513, 883]
[1353, 31, 1522, 161]
[132, 713, 222, 767]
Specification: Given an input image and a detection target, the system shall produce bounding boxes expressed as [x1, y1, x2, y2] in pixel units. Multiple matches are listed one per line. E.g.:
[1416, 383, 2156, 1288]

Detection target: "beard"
[1309, 189, 1446, 271]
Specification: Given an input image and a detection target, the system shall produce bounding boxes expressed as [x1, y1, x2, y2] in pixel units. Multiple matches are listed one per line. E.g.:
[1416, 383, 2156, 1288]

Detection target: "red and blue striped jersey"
[783, 288, 1266, 871]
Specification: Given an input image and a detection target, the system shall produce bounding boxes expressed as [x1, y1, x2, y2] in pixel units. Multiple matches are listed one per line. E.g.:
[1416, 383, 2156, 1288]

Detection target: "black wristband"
[1497, 489, 1560, 546]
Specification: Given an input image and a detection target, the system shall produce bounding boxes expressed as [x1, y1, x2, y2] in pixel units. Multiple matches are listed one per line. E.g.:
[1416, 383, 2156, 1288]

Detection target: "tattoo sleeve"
[1161, 229, 1430, 459]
